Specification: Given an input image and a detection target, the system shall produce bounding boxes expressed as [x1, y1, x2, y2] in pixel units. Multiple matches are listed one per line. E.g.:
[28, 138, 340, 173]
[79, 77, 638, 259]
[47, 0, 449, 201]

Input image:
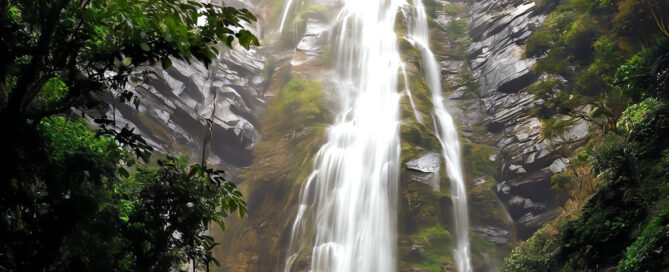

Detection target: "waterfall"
[401, 63, 424, 124]
[408, 1, 472, 271]
[283, 0, 404, 271]
[278, 0, 295, 32]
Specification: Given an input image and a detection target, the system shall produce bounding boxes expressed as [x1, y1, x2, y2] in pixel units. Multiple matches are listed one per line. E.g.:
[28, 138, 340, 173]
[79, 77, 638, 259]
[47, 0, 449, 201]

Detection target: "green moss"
[267, 78, 324, 130]
[470, 231, 495, 268]
[399, 74, 436, 126]
[422, 0, 440, 19]
[469, 186, 512, 226]
[411, 224, 454, 272]
[462, 142, 497, 180]
[275, 1, 327, 47]
[443, 4, 457, 17]
[400, 122, 441, 161]
[413, 224, 452, 244]
[240, 77, 329, 211]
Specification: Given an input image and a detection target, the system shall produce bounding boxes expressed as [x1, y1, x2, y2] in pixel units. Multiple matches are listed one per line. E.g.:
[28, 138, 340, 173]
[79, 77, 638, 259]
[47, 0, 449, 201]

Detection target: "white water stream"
[408, 1, 472, 271]
[278, 0, 295, 31]
[283, 0, 471, 271]
[284, 0, 403, 271]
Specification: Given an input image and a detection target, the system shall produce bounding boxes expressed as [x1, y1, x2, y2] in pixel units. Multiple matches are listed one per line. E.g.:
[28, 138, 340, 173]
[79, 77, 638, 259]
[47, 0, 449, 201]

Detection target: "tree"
[0, 0, 258, 178]
[0, 0, 257, 270]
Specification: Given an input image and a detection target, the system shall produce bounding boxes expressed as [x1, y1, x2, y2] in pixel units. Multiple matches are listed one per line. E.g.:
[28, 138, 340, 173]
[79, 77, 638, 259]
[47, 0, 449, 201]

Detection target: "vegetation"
[410, 224, 454, 272]
[0, 0, 258, 270]
[445, 19, 473, 59]
[267, 78, 324, 128]
[506, 0, 669, 270]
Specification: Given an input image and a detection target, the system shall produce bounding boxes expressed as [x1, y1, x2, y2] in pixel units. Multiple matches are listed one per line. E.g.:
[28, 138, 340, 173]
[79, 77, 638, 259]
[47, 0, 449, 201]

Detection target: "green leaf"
[161, 57, 172, 69]
[236, 30, 258, 50]
[139, 42, 151, 52]
[118, 167, 130, 178]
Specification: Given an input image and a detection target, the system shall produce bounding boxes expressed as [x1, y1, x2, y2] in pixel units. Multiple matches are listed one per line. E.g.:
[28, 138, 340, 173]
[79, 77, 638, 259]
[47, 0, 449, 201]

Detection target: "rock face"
[469, 1, 546, 94]
[465, 0, 588, 238]
[291, 18, 330, 66]
[406, 153, 441, 191]
[467, 0, 556, 238]
[112, 0, 267, 174]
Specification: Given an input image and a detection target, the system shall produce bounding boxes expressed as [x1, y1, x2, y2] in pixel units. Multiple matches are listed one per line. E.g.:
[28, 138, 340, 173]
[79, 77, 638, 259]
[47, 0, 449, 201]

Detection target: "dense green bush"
[0, 117, 246, 271]
[618, 198, 669, 271]
[503, 225, 561, 272]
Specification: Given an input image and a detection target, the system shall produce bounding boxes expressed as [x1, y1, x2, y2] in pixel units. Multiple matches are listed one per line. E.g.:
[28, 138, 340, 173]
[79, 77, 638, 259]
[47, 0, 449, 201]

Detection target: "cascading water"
[283, 0, 472, 271]
[407, 1, 472, 271]
[278, 0, 295, 31]
[283, 0, 404, 271]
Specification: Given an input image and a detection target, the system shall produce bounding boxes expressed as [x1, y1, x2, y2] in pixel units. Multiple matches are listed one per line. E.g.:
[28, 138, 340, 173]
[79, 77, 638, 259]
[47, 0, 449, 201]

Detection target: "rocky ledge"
[466, 0, 588, 238]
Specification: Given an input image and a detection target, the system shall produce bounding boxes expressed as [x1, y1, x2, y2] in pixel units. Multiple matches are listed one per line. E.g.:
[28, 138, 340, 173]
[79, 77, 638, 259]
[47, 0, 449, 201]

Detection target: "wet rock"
[291, 19, 330, 66]
[406, 152, 441, 173]
[549, 158, 569, 174]
[508, 196, 545, 213]
[113, 45, 267, 169]
[509, 164, 527, 174]
[406, 153, 442, 191]
[467, 0, 574, 240]
[475, 226, 510, 244]
[469, 0, 547, 95]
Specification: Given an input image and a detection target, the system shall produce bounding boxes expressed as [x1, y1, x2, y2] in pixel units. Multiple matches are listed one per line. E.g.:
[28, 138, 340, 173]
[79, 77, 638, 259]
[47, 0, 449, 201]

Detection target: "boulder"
[406, 152, 442, 191]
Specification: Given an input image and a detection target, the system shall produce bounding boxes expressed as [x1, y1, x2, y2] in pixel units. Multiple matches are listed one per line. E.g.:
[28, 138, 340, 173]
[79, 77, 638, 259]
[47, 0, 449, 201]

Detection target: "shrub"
[618, 200, 669, 272]
[504, 225, 562, 272]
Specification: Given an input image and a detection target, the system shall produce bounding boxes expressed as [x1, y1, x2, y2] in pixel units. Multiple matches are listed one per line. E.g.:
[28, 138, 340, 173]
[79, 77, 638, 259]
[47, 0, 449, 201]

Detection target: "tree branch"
[646, 0, 669, 39]
[7, 0, 71, 118]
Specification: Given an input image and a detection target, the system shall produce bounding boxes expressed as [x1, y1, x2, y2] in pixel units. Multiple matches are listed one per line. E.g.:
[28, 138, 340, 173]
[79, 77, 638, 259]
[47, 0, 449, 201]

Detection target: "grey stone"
[549, 158, 569, 174]
[475, 226, 510, 244]
[406, 153, 441, 173]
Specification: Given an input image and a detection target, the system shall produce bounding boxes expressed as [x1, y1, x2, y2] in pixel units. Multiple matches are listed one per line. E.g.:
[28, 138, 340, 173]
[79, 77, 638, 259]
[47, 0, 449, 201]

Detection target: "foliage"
[524, 0, 669, 130]
[508, 0, 669, 265]
[445, 19, 472, 59]
[617, 98, 666, 135]
[613, 50, 655, 101]
[508, 96, 669, 270]
[443, 4, 457, 17]
[503, 225, 562, 272]
[0, 0, 256, 270]
[1, 0, 258, 124]
[1, 117, 246, 271]
[618, 197, 669, 271]
[117, 156, 245, 271]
